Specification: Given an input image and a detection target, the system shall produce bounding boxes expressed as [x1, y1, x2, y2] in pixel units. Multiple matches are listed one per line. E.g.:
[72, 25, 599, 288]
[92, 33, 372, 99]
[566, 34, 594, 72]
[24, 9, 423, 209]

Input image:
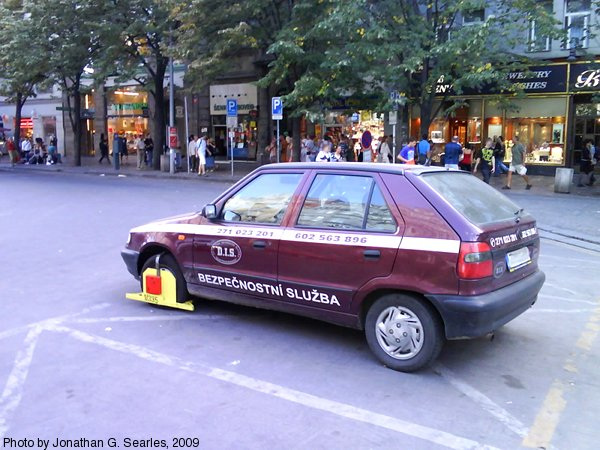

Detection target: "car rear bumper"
[426, 270, 546, 339]
[121, 248, 140, 280]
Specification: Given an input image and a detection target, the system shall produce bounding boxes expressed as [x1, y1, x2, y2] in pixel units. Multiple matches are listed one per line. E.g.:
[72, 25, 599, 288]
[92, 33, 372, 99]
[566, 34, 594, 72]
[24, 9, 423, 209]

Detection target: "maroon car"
[122, 163, 545, 372]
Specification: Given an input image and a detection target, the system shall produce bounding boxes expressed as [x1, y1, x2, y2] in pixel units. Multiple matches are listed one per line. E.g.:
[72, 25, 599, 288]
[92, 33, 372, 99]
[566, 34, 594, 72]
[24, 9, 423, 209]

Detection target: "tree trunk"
[419, 95, 434, 139]
[14, 92, 23, 148]
[292, 116, 301, 161]
[151, 61, 167, 170]
[72, 84, 82, 166]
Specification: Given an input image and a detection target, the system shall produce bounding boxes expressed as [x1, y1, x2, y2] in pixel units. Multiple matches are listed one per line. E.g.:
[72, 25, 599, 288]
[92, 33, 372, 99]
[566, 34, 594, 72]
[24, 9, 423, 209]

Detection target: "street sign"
[272, 97, 283, 120]
[226, 99, 238, 117]
[351, 112, 359, 122]
[168, 126, 178, 148]
[226, 116, 238, 128]
[389, 111, 397, 125]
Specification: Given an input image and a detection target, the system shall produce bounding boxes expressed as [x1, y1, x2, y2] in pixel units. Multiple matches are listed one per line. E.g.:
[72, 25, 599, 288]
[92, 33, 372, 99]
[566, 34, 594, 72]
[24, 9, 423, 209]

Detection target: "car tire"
[365, 294, 444, 372]
[140, 253, 188, 303]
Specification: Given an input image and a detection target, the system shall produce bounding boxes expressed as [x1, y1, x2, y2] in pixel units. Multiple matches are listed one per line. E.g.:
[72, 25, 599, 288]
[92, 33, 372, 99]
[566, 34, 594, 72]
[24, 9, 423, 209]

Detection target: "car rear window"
[421, 172, 522, 226]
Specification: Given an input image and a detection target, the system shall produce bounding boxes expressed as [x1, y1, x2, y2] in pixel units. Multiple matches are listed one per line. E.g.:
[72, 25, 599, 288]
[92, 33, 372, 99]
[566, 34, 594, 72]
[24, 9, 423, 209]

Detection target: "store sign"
[210, 83, 257, 115]
[570, 63, 600, 91]
[108, 102, 149, 116]
[435, 64, 567, 96]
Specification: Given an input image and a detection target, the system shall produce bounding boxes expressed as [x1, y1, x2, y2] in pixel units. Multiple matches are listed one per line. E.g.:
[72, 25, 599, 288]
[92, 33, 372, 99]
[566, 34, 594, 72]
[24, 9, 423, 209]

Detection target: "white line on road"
[67, 314, 234, 324]
[543, 283, 578, 296]
[48, 325, 499, 450]
[0, 303, 112, 341]
[0, 326, 43, 441]
[538, 294, 597, 305]
[529, 308, 595, 314]
[434, 364, 529, 439]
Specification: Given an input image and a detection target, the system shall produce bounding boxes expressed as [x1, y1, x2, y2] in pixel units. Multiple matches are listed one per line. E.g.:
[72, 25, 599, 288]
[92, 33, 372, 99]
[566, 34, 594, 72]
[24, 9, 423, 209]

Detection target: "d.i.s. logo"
[210, 239, 242, 265]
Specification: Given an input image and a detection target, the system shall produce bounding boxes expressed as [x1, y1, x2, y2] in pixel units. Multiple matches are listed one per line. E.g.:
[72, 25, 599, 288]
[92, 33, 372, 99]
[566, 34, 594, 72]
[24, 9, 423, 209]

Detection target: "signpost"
[389, 111, 397, 164]
[227, 99, 237, 176]
[168, 127, 178, 148]
[272, 97, 283, 163]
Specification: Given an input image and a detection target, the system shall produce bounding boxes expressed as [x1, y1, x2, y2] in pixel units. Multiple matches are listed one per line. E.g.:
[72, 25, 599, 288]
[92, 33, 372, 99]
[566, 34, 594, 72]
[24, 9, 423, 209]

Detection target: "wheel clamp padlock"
[125, 254, 194, 311]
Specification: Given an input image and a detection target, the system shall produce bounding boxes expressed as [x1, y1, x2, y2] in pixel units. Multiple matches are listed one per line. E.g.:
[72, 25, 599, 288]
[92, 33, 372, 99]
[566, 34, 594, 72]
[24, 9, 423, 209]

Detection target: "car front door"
[277, 171, 405, 313]
[192, 171, 304, 300]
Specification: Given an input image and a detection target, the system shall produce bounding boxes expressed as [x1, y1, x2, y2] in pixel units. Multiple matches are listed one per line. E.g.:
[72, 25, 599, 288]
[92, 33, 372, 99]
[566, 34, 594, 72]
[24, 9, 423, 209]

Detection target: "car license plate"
[506, 247, 531, 272]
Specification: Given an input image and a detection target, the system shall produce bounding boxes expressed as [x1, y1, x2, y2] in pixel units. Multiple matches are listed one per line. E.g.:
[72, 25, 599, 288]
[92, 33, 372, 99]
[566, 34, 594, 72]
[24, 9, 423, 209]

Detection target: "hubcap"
[375, 306, 424, 360]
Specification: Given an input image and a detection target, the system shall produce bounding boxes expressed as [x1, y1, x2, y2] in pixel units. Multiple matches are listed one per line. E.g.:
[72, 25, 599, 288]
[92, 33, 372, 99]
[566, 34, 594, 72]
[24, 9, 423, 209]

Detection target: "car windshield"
[421, 172, 523, 226]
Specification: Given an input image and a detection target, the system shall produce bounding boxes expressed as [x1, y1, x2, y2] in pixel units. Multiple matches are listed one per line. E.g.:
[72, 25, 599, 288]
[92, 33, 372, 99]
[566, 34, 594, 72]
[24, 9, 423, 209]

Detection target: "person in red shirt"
[460, 144, 473, 171]
[6, 137, 18, 167]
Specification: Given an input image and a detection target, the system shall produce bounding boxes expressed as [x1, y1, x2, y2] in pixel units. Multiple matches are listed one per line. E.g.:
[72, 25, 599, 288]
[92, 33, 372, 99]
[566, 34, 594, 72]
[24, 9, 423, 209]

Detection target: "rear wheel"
[140, 253, 188, 303]
[365, 294, 444, 372]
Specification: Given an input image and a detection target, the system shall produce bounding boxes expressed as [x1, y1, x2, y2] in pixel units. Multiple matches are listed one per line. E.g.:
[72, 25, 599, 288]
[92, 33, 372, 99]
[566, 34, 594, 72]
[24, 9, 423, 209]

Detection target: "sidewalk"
[0, 155, 260, 183]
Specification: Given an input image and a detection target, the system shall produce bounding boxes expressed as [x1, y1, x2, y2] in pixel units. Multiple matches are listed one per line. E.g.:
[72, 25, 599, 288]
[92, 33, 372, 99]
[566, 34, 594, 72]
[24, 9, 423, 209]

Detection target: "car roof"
[258, 162, 459, 176]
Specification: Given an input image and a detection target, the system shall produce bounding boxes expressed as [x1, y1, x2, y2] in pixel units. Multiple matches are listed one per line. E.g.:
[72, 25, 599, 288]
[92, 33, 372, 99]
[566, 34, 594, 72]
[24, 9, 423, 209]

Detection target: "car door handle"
[253, 240, 267, 249]
[363, 249, 380, 259]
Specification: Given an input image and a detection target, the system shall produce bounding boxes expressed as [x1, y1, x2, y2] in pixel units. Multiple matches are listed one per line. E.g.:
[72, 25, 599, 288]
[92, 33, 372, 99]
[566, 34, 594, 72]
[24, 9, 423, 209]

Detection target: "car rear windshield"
[420, 172, 522, 226]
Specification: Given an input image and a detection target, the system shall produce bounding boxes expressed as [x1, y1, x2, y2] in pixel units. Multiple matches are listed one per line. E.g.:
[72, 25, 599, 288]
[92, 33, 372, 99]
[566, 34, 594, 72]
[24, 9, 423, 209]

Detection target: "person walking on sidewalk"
[196, 134, 209, 176]
[444, 136, 463, 169]
[503, 135, 532, 190]
[473, 138, 495, 184]
[417, 134, 430, 165]
[188, 135, 197, 172]
[493, 136, 508, 176]
[98, 133, 110, 163]
[7, 137, 17, 167]
[578, 140, 596, 187]
[135, 135, 146, 169]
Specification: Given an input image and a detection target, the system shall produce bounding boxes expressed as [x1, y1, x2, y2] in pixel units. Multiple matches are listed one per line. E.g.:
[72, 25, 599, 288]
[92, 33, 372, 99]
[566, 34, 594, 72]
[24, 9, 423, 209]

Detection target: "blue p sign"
[226, 99, 237, 117]
[272, 97, 283, 120]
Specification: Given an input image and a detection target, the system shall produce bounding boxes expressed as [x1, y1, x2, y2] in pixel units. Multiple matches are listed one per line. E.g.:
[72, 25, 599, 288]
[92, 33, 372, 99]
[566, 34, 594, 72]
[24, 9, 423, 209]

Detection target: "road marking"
[435, 364, 528, 438]
[68, 314, 232, 324]
[538, 294, 597, 306]
[0, 303, 111, 341]
[0, 326, 43, 440]
[523, 302, 600, 448]
[49, 325, 498, 450]
[543, 283, 578, 296]
[529, 308, 594, 314]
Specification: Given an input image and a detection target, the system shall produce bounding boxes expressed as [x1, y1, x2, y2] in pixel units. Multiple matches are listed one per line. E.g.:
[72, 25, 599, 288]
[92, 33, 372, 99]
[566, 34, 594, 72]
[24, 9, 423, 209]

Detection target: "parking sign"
[226, 99, 237, 117]
[272, 97, 283, 120]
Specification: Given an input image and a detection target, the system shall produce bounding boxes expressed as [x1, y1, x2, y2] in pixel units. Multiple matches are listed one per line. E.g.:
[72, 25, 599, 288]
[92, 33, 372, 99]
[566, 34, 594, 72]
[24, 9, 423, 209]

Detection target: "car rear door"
[277, 170, 405, 313]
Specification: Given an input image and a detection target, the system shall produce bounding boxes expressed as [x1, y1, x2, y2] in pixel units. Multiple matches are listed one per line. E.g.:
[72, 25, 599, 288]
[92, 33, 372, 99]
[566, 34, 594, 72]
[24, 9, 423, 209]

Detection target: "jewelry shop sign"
[570, 63, 600, 92]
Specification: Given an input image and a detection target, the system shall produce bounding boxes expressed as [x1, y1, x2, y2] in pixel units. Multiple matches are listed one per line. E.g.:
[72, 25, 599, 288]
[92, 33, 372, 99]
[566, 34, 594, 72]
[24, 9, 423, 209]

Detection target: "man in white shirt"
[135, 135, 146, 169]
[21, 138, 32, 162]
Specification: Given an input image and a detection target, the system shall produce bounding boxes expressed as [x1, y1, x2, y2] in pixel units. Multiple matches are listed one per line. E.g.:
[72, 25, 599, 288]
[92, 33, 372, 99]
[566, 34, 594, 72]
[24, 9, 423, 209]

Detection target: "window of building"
[528, 1, 552, 52]
[297, 174, 396, 232]
[221, 173, 303, 224]
[463, 9, 485, 24]
[565, 0, 591, 48]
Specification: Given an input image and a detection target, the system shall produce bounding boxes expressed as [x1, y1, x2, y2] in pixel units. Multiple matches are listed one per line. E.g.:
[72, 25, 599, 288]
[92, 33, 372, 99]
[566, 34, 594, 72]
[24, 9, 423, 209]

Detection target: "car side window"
[366, 185, 397, 232]
[222, 173, 303, 224]
[298, 174, 394, 231]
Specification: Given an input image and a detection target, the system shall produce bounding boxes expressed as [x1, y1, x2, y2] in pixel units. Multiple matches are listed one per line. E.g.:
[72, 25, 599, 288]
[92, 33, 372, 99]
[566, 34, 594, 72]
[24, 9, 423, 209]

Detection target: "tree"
[0, 1, 50, 147]
[97, 0, 175, 170]
[263, 0, 565, 138]
[24, 0, 109, 166]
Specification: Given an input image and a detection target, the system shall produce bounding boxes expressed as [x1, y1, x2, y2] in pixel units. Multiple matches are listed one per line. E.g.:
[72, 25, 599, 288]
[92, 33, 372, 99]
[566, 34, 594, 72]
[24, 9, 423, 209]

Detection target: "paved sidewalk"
[0, 155, 260, 183]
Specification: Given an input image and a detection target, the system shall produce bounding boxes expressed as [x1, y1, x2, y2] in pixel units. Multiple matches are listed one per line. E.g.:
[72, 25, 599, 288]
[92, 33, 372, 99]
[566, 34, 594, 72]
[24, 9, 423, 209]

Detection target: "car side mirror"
[202, 204, 217, 220]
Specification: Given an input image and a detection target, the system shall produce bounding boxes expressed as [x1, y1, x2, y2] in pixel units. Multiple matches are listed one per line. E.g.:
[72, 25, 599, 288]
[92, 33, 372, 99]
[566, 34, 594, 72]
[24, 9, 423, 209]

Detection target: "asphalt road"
[1, 171, 598, 450]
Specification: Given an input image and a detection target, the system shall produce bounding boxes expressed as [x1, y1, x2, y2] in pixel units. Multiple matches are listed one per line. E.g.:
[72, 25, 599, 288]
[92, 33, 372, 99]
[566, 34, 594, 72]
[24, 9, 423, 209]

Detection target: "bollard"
[554, 167, 573, 194]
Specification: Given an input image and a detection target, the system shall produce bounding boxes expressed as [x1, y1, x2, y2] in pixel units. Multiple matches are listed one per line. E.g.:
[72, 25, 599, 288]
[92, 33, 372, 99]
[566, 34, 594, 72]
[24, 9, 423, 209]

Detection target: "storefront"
[322, 110, 385, 144]
[209, 83, 258, 159]
[410, 64, 570, 174]
[569, 62, 600, 167]
[106, 86, 149, 154]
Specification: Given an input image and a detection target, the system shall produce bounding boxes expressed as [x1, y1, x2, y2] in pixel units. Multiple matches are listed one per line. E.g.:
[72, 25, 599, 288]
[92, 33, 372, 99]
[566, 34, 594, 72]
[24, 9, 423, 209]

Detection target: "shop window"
[565, 0, 591, 49]
[528, 1, 552, 52]
[463, 9, 484, 24]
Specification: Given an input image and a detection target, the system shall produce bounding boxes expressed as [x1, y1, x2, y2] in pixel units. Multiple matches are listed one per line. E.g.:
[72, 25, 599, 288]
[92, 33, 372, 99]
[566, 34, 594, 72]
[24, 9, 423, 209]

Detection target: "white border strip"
[400, 237, 460, 254]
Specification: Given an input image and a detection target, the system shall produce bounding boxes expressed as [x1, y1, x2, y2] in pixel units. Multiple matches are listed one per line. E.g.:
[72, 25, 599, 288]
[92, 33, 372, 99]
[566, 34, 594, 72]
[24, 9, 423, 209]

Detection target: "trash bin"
[554, 167, 573, 194]
[160, 154, 170, 172]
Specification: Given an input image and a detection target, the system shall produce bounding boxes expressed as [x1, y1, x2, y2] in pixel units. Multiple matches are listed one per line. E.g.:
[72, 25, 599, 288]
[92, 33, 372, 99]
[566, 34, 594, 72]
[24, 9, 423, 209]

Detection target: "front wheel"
[140, 253, 188, 303]
[365, 294, 444, 372]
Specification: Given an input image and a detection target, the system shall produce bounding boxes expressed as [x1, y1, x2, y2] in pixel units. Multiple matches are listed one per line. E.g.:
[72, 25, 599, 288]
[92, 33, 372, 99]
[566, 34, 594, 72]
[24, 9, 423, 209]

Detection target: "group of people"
[2, 135, 61, 167]
[98, 133, 154, 168]
[188, 134, 216, 176]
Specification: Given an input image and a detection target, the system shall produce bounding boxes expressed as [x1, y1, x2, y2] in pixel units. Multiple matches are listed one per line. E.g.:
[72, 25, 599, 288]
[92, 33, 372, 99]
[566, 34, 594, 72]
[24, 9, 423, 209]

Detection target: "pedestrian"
[266, 137, 277, 163]
[7, 137, 18, 167]
[578, 140, 595, 187]
[316, 141, 332, 162]
[196, 134, 209, 176]
[286, 135, 294, 162]
[280, 134, 288, 162]
[473, 138, 495, 184]
[144, 133, 154, 167]
[444, 136, 463, 170]
[206, 138, 216, 172]
[379, 135, 391, 163]
[397, 138, 416, 165]
[98, 133, 110, 163]
[417, 134, 431, 165]
[339, 135, 351, 162]
[20, 137, 32, 162]
[119, 133, 128, 164]
[187, 135, 197, 172]
[503, 135, 532, 190]
[47, 140, 61, 164]
[331, 144, 343, 162]
[493, 136, 508, 176]
[459, 144, 472, 171]
[135, 134, 146, 169]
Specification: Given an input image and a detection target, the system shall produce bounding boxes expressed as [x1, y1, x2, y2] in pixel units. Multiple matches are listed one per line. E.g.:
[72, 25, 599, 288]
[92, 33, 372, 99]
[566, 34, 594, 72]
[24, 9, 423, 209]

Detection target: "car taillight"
[457, 242, 493, 279]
